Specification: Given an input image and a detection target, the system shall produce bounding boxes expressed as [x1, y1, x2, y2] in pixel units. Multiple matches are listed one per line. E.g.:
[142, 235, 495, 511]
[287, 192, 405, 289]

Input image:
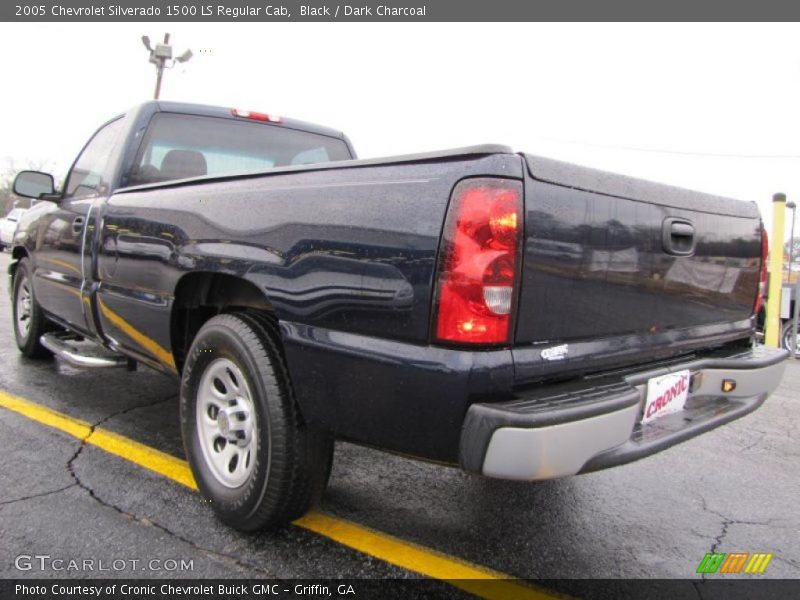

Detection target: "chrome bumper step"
[40, 332, 128, 368]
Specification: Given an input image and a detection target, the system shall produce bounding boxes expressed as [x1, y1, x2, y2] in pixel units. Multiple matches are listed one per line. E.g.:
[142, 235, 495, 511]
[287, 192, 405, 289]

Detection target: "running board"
[40, 332, 128, 368]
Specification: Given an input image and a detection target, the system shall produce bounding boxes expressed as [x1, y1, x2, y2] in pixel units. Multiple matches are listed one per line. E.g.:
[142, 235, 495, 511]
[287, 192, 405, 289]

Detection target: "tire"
[180, 312, 333, 531]
[12, 258, 53, 359]
[781, 319, 799, 357]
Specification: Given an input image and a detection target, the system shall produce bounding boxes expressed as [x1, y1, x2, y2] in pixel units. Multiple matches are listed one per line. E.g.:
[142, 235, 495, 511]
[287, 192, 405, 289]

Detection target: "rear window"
[128, 113, 351, 186]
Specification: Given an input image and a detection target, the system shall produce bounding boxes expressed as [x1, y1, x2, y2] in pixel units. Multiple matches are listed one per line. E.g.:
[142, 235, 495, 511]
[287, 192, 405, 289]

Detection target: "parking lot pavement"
[0, 250, 798, 587]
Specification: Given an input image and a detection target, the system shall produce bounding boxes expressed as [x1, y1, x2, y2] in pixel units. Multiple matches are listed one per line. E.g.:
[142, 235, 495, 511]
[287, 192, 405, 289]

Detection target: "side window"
[64, 118, 124, 199]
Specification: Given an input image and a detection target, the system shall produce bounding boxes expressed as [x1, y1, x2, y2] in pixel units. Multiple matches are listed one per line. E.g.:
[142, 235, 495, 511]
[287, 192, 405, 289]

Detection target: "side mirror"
[13, 170, 57, 201]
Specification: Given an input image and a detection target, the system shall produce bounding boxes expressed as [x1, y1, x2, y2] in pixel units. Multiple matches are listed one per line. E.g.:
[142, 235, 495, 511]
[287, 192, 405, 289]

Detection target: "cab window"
[64, 118, 124, 198]
[128, 113, 351, 186]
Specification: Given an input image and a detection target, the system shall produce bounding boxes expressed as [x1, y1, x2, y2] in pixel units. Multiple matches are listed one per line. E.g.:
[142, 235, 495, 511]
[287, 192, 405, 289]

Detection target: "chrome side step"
[40, 332, 128, 368]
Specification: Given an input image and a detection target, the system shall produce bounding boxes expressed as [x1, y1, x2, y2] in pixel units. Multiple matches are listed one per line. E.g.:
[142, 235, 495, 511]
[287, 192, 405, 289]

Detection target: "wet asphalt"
[0, 251, 798, 586]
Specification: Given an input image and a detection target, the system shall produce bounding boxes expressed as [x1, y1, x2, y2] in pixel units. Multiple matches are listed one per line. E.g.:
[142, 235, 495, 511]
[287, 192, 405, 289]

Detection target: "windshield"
[128, 113, 352, 186]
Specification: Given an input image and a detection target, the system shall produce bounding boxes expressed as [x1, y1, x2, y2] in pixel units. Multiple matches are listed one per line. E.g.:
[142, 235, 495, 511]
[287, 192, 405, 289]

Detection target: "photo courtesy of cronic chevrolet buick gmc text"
[9, 101, 788, 531]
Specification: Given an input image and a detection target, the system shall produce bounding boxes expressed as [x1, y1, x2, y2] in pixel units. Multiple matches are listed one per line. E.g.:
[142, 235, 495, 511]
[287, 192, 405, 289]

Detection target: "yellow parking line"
[90, 427, 197, 490]
[294, 512, 555, 599]
[0, 390, 560, 600]
[0, 391, 195, 489]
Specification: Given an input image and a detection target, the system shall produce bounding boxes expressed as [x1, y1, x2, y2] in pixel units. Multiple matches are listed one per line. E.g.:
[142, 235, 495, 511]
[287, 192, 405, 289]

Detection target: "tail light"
[231, 108, 282, 123]
[433, 178, 523, 345]
[754, 225, 768, 315]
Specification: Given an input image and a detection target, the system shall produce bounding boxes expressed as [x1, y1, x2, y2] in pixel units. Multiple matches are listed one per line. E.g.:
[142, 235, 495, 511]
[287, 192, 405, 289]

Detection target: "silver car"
[0, 208, 27, 250]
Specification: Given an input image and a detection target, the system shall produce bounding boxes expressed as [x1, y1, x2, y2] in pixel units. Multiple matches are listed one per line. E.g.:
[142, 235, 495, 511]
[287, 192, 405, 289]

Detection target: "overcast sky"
[1, 22, 799, 240]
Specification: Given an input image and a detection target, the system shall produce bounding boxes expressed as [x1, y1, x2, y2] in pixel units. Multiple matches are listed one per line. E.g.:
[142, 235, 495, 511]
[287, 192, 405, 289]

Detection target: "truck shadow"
[322, 441, 604, 578]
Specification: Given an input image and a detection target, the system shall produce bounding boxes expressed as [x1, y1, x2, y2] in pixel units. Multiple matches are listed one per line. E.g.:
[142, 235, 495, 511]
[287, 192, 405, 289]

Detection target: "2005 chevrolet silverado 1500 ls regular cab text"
[10, 102, 788, 530]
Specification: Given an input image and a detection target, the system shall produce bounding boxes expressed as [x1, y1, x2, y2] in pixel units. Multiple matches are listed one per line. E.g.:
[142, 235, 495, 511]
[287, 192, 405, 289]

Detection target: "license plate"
[642, 370, 691, 424]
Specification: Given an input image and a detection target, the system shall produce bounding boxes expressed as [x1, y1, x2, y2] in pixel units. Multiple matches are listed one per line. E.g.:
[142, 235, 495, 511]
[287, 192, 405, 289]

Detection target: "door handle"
[670, 222, 694, 237]
[72, 217, 85, 234]
[662, 218, 695, 256]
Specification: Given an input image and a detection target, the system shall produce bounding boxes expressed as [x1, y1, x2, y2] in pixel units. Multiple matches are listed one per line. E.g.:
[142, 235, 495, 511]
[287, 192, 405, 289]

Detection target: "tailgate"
[515, 155, 761, 347]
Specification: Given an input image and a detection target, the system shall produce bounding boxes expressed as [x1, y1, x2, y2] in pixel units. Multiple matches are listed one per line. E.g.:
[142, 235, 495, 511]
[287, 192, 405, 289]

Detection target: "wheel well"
[171, 272, 274, 372]
[8, 247, 28, 279]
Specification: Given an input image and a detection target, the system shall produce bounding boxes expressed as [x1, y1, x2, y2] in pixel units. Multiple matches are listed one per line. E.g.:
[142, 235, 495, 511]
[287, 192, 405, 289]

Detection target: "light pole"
[141, 33, 193, 100]
[787, 201, 798, 357]
[788, 201, 796, 273]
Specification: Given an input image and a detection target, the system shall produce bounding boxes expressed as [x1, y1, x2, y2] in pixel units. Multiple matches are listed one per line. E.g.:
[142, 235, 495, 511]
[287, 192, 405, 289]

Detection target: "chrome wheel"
[181, 313, 334, 530]
[195, 358, 258, 488]
[15, 275, 32, 343]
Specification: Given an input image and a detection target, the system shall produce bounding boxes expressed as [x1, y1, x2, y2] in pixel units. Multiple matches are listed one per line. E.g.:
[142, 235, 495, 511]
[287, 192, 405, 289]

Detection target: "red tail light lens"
[231, 108, 282, 123]
[434, 179, 523, 345]
[754, 225, 768, 315]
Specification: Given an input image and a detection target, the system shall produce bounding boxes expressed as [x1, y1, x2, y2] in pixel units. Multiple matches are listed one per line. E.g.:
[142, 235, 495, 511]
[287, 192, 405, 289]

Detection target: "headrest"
[161, 149, 207, 180]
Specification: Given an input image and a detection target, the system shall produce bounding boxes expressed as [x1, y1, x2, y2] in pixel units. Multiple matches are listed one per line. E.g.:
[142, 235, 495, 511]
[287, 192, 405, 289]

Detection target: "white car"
[0, 208, 27, 250]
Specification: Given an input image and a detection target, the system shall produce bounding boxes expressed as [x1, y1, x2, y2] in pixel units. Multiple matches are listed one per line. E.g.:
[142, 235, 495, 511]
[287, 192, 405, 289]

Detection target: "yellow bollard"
[765, 193, 786, 347]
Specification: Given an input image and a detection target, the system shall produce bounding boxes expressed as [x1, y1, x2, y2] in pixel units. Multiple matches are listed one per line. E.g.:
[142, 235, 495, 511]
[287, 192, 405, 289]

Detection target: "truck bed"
[513, 154, 760, 385]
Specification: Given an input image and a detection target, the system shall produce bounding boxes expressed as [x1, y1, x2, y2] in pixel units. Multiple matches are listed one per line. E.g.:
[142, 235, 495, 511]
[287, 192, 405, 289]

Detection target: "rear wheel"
[12, 258, 53, 359]
[781, 319, 799, 357]
[180, 312, 333, 531]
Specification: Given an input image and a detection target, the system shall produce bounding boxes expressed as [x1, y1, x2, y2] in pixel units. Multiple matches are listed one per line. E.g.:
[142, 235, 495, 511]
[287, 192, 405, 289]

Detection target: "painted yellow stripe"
[0, 391, 559, 600]
[89, 428, 197, 490]
[0, 391, 195, 489]
[294, 512, 553, 599]
[0, 392, 91, 440]
[97, 296, 177, 371]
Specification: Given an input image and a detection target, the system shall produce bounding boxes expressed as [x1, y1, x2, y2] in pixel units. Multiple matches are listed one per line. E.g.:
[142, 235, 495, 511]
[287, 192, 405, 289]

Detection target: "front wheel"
[180, 312, 333, 531]
[782, 319, 799, 357]
[12, 258, 53, 359]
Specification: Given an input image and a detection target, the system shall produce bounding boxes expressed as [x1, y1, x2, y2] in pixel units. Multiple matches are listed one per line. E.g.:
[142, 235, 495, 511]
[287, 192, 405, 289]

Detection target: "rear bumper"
[459, 345, 788, 480]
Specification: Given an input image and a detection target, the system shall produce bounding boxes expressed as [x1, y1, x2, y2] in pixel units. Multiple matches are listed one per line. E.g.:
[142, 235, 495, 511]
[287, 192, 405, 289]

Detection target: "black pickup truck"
[10, 101, 788, 530]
